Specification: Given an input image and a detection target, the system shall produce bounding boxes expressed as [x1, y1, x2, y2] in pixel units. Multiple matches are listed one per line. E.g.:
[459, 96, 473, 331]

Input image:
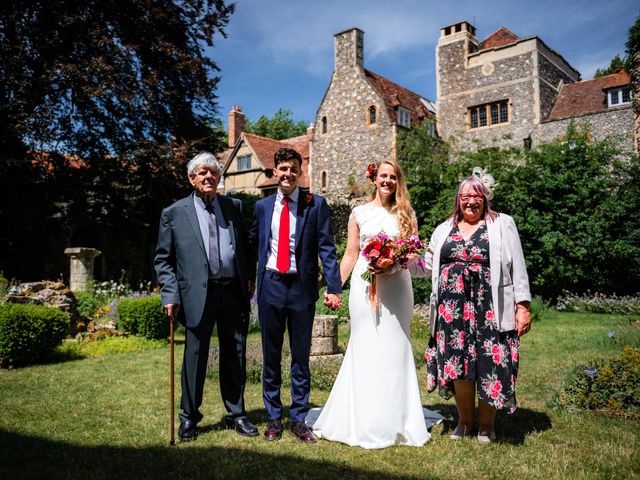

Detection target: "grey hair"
[187, 152, 221, 176]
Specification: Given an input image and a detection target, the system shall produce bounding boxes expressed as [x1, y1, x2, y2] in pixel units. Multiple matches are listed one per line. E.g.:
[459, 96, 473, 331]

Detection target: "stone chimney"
[306, 123, 315, 136]
[228, 105, 245, 148]
[334, 27, 364, 73]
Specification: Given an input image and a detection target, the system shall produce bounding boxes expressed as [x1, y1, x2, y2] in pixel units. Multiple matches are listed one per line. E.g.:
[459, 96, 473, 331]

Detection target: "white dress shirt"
[266, 187, 299, 273]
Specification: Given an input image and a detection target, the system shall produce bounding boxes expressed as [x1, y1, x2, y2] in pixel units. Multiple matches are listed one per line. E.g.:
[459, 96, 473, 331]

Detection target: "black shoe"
[178, 419, 198, 442]
[263, 419, 283, 441]
[225, 416, 259, 437]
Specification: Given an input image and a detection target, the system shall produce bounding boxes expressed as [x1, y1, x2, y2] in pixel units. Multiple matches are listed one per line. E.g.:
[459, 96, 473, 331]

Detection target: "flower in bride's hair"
[365, 162, 378, 182]
[471, 166, 497, 200]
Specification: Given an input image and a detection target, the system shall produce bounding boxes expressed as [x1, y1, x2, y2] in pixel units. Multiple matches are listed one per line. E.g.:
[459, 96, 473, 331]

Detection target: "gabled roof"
[224, 132, 311, 189]
[546, 71, 631, 122]
[363, 69, 434, 125]
[479, 27, 520, 50]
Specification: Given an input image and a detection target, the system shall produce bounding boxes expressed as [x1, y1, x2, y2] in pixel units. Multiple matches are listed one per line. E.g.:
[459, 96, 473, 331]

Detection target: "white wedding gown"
[306, 204, 442, 449]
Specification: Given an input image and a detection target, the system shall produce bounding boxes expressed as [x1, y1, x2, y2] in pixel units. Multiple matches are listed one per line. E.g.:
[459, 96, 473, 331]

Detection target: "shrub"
[556, 346, 640, 416]
[530, 296, 550, 322]
[0, 303, 69, 367]
[75, 291, 101, 318]
[556, 291, 640, 316]
[116, 295, 168, 340]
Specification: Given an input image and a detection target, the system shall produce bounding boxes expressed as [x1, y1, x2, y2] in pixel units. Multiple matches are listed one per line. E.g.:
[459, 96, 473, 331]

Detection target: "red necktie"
[276, 196, 290, 274]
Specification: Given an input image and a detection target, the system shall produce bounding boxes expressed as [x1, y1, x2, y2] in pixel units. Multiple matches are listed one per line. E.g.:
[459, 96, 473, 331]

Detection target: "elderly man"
[155, 152, 257, 442]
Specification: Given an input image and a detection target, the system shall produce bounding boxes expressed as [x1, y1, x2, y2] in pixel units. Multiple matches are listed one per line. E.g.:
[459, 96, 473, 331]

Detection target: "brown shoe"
[290, 422, 317, 444]
[263, 420, 283, 441]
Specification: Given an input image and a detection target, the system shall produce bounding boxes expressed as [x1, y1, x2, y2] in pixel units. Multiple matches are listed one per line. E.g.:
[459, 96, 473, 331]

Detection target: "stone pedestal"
[311, 314, 338, 356]
[64, 247, 101, 292]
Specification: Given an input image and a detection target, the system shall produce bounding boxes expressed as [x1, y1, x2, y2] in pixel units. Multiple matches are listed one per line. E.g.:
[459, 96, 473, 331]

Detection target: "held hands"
[323, 292, 343, 311]
[515, 302, 531, 337]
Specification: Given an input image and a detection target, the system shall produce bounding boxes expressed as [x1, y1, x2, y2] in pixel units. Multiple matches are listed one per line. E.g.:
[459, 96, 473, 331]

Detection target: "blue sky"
[210, 0, 638, 128]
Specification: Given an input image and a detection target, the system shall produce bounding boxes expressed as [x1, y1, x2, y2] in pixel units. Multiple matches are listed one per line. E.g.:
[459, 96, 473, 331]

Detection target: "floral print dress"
[425, 224, 520, 413]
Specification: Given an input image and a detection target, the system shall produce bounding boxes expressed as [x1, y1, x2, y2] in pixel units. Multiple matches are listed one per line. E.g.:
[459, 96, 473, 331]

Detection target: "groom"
[250, 147, 342, 443]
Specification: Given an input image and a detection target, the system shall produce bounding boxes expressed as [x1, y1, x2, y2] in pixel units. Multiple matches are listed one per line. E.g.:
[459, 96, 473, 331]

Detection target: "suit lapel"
[184, 195, 206, 256]
[294, 193, 310, 251]
[263, 195, 277, 261]
[218, 196, 237, 251]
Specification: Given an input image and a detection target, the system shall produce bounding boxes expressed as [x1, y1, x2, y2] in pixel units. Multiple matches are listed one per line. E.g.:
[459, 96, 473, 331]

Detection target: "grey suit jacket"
[424, 213, 531, 335]
[154, 193, 255, 328]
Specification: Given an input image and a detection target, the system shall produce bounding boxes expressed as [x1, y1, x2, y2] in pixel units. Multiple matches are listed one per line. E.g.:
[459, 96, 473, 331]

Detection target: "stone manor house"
[221, 21, 635, 202]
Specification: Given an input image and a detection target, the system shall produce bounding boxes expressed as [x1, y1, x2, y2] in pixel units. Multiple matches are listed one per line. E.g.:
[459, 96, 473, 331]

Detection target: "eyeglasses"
[460, 194, 484, 202]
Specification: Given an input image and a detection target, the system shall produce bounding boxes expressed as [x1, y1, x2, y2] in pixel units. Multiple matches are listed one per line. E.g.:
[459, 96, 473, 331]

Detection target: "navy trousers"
[259, 270, 315, 424]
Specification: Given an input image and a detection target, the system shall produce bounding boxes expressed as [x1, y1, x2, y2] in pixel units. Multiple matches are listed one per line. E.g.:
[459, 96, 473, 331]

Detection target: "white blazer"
[423, 213, 531, 335]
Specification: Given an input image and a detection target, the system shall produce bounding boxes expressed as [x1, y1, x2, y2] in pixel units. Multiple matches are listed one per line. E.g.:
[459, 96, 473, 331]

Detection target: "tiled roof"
[241, 132, 311, 189]
[363, 69, 434, 125]
[479, 27, 520, 50]
[546, 71, 631, 121]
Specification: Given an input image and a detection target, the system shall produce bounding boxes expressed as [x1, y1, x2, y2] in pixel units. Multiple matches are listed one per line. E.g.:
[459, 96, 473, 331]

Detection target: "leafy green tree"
[244, 108, 308, 140]
[399, 124, 640, 300]
[594, 54, 628, 77]
[0, 0, 235, 281]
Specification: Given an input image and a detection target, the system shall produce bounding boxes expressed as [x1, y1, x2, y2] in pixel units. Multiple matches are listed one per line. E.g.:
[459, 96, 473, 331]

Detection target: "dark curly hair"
[274, 147, 302, 167]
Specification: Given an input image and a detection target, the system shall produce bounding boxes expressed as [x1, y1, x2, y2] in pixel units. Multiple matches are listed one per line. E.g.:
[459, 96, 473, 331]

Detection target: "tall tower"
[436, 21, 479, 142]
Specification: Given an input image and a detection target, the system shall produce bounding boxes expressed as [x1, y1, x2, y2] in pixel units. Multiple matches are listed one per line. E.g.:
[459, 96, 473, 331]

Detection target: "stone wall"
[311, 29, 394, 203]
[535, 106, 636, 152]
[437, 32, 585, 152]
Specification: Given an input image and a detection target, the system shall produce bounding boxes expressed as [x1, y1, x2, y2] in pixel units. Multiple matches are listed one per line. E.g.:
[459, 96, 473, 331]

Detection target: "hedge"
[0, 303, 69, 368]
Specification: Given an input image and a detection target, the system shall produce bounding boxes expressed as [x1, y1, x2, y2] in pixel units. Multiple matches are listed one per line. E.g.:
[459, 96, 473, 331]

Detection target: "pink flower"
[464, 358, 469, 375]
[489, 384, 502, 400]
[444, 363, 458, 380]
[463, 302, 474, 321]
[451, 233, 463, 242]
[455, 274, 464, 293]
[427, 373, 436, 390]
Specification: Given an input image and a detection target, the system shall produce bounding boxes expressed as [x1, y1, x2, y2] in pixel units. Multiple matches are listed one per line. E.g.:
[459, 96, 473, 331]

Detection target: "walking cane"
[169, 309, 175, 446]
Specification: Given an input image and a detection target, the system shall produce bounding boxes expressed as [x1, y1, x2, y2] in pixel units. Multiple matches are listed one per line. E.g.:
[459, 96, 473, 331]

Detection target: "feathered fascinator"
[471, 167, 496, 200]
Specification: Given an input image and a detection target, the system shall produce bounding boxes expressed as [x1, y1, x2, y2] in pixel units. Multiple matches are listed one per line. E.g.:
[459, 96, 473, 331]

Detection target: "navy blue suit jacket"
[250, 191, 342, 305]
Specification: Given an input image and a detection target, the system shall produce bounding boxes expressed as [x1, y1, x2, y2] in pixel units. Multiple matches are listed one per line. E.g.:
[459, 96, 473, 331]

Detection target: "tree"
[0, 0, 235, 281]
[244, 109, 308, 140]
[398, 124, 640, 300]
[594, 54, 627, 77]
[626, 15, 640, 121]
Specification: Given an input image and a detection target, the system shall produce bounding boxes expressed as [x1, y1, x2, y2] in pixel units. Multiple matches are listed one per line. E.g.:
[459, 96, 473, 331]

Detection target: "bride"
[307, 159, 440, 449]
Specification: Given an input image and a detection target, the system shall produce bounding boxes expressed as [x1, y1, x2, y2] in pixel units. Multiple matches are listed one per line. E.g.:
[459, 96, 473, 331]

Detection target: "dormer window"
[397, 107, 411, 128]
[367, 105, 377, 126]
[607, 86, 632, 107]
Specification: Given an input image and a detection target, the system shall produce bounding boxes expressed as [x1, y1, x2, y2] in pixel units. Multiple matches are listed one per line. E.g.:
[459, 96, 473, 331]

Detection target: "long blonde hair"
[368, 160, 417, 238]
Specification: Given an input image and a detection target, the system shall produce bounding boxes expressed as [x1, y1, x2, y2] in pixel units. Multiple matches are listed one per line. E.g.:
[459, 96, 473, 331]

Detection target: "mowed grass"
[0, 312, 638, 480]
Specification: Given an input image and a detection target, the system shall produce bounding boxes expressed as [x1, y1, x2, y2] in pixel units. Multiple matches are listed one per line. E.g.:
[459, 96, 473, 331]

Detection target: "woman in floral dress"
[424, 169, 531, 443]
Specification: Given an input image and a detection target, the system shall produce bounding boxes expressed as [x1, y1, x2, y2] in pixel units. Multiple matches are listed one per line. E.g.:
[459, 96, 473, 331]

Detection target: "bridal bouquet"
[361, 232, 426, 310]
[361, 232, 427, 283]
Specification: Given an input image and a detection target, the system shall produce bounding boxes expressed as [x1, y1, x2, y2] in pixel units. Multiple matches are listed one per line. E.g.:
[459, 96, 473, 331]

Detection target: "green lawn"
[0, 312, 638, 480]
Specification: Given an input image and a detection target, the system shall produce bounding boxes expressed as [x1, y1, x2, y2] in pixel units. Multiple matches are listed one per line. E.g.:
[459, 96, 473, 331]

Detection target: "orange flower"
[376, 257, 393, 269]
